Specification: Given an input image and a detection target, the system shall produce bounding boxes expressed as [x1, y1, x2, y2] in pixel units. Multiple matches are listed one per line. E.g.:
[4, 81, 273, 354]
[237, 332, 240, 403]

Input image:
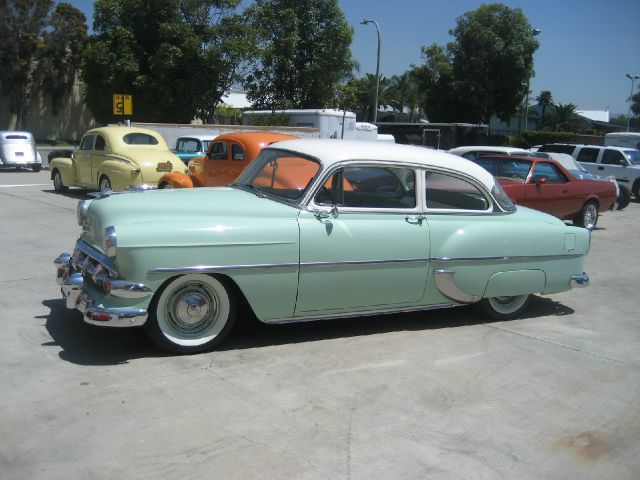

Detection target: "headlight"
[103, 226, 117, 259]
[77, 200, 91, 226]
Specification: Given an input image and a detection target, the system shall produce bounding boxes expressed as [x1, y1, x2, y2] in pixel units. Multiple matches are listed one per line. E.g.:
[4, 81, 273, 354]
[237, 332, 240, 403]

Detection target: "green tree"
[82, 0, 251, 124]
[543, 103, 587, 132]
[0, 0, 87, 129]
[388, 70, 424, 122]
[414, 3, 539, 123]
[243, 0, 353, 110]
[535, 90, 554, 121]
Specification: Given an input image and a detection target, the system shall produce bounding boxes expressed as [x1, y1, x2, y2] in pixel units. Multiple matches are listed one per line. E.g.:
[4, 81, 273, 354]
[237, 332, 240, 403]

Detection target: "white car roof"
[266, 139, 497, 191]
[448, 145, 530, 156]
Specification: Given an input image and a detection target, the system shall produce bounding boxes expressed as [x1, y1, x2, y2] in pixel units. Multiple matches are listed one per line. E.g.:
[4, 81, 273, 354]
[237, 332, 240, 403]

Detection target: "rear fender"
[159, 172, 194, 189]
[97, 160, 139, 191]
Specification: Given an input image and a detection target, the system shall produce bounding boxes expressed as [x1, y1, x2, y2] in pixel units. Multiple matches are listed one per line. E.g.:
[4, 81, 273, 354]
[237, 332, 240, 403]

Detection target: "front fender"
[50, 157, 77, 185]
[158, 172, 194, 189]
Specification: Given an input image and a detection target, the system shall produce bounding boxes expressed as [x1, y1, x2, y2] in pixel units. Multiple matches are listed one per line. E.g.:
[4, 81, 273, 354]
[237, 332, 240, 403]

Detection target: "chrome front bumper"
[55, 252, 149, 327]
[570, 272, 590, 288]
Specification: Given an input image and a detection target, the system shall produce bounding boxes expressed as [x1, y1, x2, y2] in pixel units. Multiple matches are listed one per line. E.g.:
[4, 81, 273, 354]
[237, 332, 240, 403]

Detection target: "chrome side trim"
[149, 263, 298, 274]
[268, 303, 456, 324]
[570, 272, 590, 288]
[432, 253, 582, 263]
[301, 258, 427, 268]
[433, 270, 480, 304]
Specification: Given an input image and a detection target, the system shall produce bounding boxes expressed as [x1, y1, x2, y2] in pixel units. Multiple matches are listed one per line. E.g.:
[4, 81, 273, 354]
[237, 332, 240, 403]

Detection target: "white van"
[604, 132, 640, 150]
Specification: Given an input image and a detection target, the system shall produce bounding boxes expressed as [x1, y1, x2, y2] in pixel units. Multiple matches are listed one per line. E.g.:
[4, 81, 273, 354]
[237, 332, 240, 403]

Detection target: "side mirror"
[533, 175, 548, 185]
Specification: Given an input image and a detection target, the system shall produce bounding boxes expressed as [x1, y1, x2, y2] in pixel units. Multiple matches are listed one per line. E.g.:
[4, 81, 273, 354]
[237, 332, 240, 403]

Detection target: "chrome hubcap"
[584, 205, 597, 229]
[166, 283, 219, 336]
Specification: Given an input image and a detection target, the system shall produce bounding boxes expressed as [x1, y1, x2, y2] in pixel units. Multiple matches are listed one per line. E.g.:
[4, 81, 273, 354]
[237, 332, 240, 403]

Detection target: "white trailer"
[604, 132, 640, 149]
[242, 109, 356, 139]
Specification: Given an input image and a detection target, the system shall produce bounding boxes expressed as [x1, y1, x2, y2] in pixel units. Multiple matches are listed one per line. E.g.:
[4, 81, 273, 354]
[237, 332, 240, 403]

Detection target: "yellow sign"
[113, 94, 133, 115]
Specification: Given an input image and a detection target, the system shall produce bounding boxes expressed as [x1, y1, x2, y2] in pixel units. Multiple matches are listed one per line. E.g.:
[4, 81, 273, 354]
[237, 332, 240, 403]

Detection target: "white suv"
[539, 144, 640, 200]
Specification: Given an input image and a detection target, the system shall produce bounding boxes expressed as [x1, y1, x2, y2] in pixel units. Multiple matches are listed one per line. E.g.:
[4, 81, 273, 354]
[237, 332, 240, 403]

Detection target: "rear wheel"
[617, 184, 630, 210]
[52, 170, 68, 192]
[574, 201, 598, 230]
[144, 274, 237, 354]
[99, 175, 112, 192]
[479, 295, 530, 320]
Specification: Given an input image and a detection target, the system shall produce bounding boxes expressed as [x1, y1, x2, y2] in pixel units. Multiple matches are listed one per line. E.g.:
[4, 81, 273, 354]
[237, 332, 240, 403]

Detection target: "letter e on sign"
[113, 94, 133, 115]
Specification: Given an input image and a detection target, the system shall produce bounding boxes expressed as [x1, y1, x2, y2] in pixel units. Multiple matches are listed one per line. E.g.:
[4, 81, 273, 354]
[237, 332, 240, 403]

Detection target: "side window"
[576, 148, 599, 163]
[231, 144, 245, 161]
[208, 142, 228, 160]
[79, 135, 95, 150]
[531, 162, 566, 184]
[315, 166, 416, 209]
[94, 135, 106, 151]
[602, 149, 625, 166]
[425, 171, 490, 211]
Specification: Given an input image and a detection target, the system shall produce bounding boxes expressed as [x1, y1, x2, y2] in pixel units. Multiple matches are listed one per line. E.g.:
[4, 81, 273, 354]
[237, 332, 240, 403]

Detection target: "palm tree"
[544, 103, 586, 132]
[388, 71, 424, 122]
[536, 90, 554, 122]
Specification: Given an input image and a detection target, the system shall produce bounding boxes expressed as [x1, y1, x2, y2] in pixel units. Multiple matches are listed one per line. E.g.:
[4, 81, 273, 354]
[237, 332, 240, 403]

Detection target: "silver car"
[0, 131, 43, 172]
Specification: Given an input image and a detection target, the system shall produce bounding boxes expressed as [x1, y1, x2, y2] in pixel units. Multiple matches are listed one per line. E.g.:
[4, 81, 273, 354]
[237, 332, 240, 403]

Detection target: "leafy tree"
[0, 0, 87, 129]
[414, 3, 539, 124]
[243, 0, 353, 110]
[535, 90, 554, 121]
[388, 70, 424, 122]
[631, 90, 640, 117]
[82, 0, 252, 124]
[542, 103, 587, 132]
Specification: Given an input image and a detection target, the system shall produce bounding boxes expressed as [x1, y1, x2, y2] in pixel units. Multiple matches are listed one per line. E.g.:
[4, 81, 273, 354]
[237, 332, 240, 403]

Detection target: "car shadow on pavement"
[42, 295, 575, 363]
[42, 299, 160, 365]
[42, 188, 93, 200]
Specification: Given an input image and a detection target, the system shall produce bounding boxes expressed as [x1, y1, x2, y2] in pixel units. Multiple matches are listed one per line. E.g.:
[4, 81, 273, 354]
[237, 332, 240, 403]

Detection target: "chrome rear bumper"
[570, 272, 590, 288]
[55, 251, 149, 327]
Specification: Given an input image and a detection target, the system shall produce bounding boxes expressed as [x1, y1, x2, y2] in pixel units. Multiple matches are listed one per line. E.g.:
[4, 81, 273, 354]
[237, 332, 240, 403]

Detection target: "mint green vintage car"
[54, 139, 591, 353]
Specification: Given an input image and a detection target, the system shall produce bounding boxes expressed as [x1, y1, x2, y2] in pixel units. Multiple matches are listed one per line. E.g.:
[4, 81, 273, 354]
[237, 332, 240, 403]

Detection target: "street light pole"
[626, 73, 640, 132]
[523, 28, 542, 132]
[361, 19, 381, 123]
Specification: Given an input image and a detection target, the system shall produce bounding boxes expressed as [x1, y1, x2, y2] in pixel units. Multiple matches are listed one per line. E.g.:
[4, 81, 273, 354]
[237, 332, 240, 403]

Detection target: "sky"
[66, 0, 640, 116]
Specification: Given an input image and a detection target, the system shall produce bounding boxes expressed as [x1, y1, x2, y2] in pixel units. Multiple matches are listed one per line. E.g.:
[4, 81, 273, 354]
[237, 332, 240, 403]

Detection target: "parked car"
[172, 135, 216, 165]
[158, 131, 297, 189]
[538, 143, 640, 201]
[448, 145, 531, 160]
[54, 139, 591, 354]
[49, 126, 187, 192]
[471, 154, 616, 229]
[0, 131, 43, 172]
[535, 152, 627, 210]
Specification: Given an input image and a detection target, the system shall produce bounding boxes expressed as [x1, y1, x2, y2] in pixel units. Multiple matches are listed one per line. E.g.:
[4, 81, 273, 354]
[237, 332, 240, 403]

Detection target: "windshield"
[233, 148, 321, 202]
[624, 150, 640, 166]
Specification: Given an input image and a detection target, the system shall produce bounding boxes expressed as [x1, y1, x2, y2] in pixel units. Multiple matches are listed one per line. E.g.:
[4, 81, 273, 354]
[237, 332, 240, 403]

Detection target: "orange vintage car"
[158, 131, 297, 189]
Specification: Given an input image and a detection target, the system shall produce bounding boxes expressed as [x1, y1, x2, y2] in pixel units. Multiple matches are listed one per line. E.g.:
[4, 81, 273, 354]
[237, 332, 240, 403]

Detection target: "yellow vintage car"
[50, 126, 186, 192]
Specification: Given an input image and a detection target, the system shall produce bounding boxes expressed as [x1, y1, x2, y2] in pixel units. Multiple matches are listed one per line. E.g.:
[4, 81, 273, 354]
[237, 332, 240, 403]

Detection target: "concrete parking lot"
[1, 169, 639, 480]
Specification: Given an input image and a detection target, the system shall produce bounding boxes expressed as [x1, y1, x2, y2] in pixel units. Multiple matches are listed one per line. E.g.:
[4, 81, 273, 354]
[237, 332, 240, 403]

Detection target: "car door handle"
[405, 215, 426, 224]
[598, 166, 604, 170]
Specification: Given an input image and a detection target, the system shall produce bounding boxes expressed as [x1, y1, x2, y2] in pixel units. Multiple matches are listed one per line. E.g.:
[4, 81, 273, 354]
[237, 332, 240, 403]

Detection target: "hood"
[82, 186, 299, 247]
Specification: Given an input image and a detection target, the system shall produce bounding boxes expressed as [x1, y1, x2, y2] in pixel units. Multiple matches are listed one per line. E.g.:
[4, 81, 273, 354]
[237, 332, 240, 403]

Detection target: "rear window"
[123, 133, 159, 145]
[576, 148, 599, 163]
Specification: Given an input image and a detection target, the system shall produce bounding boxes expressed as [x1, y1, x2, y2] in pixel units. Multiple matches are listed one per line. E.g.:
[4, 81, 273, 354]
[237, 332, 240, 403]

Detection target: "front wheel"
[574, 201, 598, 230]
[52, 169, 68, 192]
[144, 274, 237, 354]
[479, 295, 530, 320]
[99, 175, 112, 192]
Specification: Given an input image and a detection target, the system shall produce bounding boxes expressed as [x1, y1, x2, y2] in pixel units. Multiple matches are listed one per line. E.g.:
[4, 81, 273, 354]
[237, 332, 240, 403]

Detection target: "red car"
[472, 155, 616, 229]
